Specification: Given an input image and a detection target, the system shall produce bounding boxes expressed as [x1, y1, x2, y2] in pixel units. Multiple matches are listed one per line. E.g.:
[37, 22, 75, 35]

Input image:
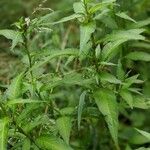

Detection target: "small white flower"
[25, 17, 30, 26]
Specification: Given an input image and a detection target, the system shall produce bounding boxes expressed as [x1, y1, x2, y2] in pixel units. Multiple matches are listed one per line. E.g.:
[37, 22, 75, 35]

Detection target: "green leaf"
[93, 89, 119, 145]
[0, 29, 23, 50]
[102, 39, 126, 61]
[23, 115, 49, 133]
[125, 145, 132, 150]
[6, 73, 24, 99]
[116, 12, 136, 23]
[95, 44, 101, 59]
[117, 59, 125, 80]
[101, 15, 118, 29]
[104, 29, 145, 43]
[129, 18, 150, 28]
[28, 49, 78, 72]
[22, 138, 31, 150]
[78, 91, 86, 130]
[6, 99, 45, 106]
[56, 116, 72, 145]
[60, 107, 75, 116]
[73, 2, 85, 14]
[126, 52, 150, 61]
[36, 135, 73, 150]
[89, 0, 116, 14]
[135, 129, 150, 141]
[0, 118, 9, 150]
[53, 14, 82, 24]
[120, 89, 133, 108]
[133, 96, 149, 109]
[99, 72, 121, 84]
[80, 22, 96, 52]
[123, 74, 141, 88]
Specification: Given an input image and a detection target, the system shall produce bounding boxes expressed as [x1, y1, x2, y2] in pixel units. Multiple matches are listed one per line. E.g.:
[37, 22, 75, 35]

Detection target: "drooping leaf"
[53, 14, 82, 24]
[129, 18, 150, 28]
[104, 29, 145, 42]
[93, 89, 119, 145]
[36, 135, 73, 150]
[126, 52, 150, 62]
[135, 129, 150, 141]
[133, 96, 149, 109]
[56, 116, 72, 145]
[0, 29, 23, 50]
[0, 118, 9, 150]
[99, 72, 121, 84]
[123, 74, 143, 89]
[116, 12, 136, 23]
[6, 73, 24, 99]
[120, 89, 133, 108]
[78, 91, 86, 130]
[29, 49, 78, 72]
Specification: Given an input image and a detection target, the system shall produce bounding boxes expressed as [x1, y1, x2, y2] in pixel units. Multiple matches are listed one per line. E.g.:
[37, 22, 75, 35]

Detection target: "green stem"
[23, 27, 35, 98]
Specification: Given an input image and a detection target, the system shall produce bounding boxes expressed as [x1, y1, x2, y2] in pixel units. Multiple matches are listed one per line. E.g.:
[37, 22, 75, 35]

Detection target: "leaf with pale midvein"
[0, 29, 23, 50]
[78, 91, 86, 129]
[6, 73, 24, 99]
[0, 118, 9, 150]
[28, 49, 78, 72]
[126, 52, 150, 62]
[80, 22, 96, 53]
[93, 89, 119, 145]
[56, 116, 72, 145]
[36, 135, 73, 150]
[120, 89, 133, 108]
[116, 12, 136, 23]
[135, 129, 150, 141]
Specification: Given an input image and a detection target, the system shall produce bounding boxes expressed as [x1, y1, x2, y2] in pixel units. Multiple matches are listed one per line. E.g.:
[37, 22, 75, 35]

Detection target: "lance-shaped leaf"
[126, 51, 150, 62]
[104, 29, 145, 42]
[36, 135, 73, 150]
[93, 89, 119, 145]
[89, 0, 116, 14]
[129, 18, 150, 28]
[116, 12, 136, 23]
[53, 14, 82, 24]
[135, 129, 150, 141]
[99, 72, 121, 84]
[56, 116, 72, 145]
[78, 91, 86, 129]
[80, 22, 96, 53]
[22, 138, 31, 150]
[73, 2, 85, 14]
[120, 89, 133, 108]
[28, 49, 78, 72]
[0, 29, 23, 50]
[6, 73, 24, 99]
[0, 118, 9, 150]
[6, 99, 46, 106]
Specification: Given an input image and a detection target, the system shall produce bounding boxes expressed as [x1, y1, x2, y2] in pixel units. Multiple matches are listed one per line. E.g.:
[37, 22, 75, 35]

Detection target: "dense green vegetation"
[0, 0, 150, 149]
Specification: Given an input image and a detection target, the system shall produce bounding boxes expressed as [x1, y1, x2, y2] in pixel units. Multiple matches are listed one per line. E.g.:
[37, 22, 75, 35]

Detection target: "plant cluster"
[0, 0, 150, 150]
